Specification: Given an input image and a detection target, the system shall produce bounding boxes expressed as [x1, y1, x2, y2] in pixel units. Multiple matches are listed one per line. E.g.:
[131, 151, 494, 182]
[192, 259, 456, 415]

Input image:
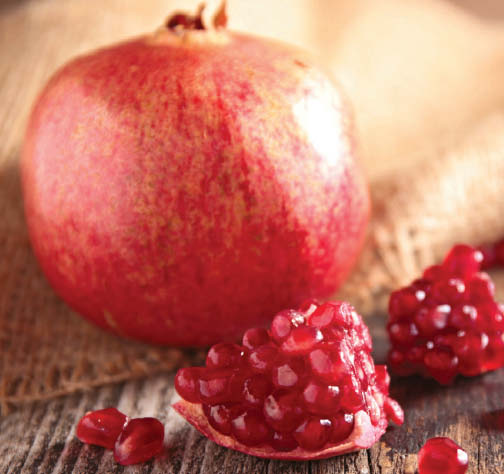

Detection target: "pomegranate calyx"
[173, 400, 381, 460]
[166, 1, 227, 33]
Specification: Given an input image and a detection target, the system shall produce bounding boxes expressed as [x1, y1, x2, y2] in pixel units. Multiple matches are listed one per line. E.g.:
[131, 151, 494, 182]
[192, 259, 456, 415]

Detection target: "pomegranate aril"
[307, 302, 352, 328]
[271, 309, 304, 343]
[294, 417, 332, 451]
[114, 417, 164, 466]
[388, 322, 419, 346]
[281, 326, 323, 355]
[383, 398, 404, 426]
[418, 437, 468, 474]
[76, 407, 128, 449]
[309, 344, 350, 383]
[477, 244, 496, 269]
[242, 328, 270, 349]
[389, 287, 423, 320]
[203, 404, 234, 435]
[198, 369, 234, 404]
[263, 392, 304, 432]
[272, 358, 306, 389]
[374, 365, 390, 394]
[442, 243, 482, 278]
[231, 410, 272, 446]
[302, 382, 341, 414]
[330, 412, 354, 443]
[423, 264, 444, 281]
[271, 431, 298, 452]
[206, 343, 244, 368]
[175, 367, 202, 403]
[430, 279, 465, 304]
[242, 375, 272, 407]
[248, 344, 278, 373]
[466, 275, 494, 302]
[495, 239, 504, 265]
[339, 374, 365, 412]
[414, 308, 448, 336]
[424, 349, 458, 384]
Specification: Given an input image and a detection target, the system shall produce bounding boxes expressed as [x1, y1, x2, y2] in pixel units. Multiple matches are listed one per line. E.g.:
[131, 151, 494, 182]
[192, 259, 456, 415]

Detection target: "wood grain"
[1, 317, 504, 473]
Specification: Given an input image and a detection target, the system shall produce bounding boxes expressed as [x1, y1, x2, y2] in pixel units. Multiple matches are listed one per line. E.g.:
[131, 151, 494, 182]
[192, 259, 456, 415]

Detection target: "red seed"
[198, 368, 234, 404]
[309, 344, 351, 383]
[495, 239, 504, 266]
[293, 417, 332, 451]
[384, 398, 404, 425]
[203, 404, 234, 435]
[76, 407, 128, 449]
[302, 382, 341, 414]
[175, 367, 202, 403]
[389, 287, 423, 320]
[418, 437, 468, 474]
[271, 358, 306, 389]
[114, 417, 164, 466]
[248, 345, 279, 373]
[330, 412, 354, 443]
[281, 326, 323, 355]
[414, 307, 449, 336]
[308, 302, 337, 328]
[263, 392, 304, 432]
[242, 328, 270, 349]
[374, 365, 391, 394]
[442, 243, 482, 278]
[231, 410, 272, 446]
[242, 375, 272, 407]
[271, 309, 305, 343]
[206, 343, 244, 368]
[270, 431, 298, 452]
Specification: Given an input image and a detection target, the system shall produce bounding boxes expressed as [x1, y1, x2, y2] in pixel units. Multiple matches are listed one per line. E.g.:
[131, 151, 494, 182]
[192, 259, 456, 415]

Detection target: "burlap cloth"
[1, 0, 504, 414]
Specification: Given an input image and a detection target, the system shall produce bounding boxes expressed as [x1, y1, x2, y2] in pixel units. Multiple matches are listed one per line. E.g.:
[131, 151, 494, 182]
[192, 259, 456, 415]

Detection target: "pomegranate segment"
[174, 301, 403, 459]
[387, 244, 504, 384]
[418, 437, 468, 474]
[76, 407, 128, 449]
[113, 417, 164, 466]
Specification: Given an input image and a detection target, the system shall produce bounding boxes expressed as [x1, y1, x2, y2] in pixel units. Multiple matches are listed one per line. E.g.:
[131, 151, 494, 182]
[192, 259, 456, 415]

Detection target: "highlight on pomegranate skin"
[76, 407, 128, 449]
[173, 300, 403, 460]
[114, 417, 165, 466]
[387, 243, 504, 384]
[418, 437, 468, 474]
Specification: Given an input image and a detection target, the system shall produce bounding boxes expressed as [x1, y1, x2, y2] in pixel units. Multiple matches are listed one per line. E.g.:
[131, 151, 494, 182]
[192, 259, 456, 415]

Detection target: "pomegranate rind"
[173, 400, 386, 460]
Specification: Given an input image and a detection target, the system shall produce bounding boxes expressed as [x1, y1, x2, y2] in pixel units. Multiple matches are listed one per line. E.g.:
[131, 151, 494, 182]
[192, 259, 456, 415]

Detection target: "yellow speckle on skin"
[103, 309, 118, 329]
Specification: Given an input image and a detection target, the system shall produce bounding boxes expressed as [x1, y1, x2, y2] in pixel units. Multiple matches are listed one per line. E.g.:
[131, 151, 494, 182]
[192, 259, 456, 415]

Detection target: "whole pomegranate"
[21, 5, 370, 346]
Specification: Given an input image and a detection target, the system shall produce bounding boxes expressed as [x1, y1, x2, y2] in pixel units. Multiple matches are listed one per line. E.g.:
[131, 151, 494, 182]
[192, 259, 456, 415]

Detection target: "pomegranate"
[21, 4, 369, 346]
[418, 437, 468, 474]
[387, 244, 504, 384]
[173, 300, 403, 460]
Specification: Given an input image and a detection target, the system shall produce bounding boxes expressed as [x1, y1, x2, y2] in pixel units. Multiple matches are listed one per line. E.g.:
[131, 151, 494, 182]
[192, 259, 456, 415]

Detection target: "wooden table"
[1, 316, 504, 473]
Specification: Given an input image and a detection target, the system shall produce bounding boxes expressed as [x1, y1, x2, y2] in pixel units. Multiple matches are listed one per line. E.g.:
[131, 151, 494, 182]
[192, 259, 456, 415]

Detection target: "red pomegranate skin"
[21, 27, 370, 346]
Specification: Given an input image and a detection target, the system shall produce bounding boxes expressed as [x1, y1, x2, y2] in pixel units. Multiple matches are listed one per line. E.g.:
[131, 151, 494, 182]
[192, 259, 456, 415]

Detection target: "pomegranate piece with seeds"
[76, 407, 128, 449]
[173, 300, 403, 460]
[387, 244, 504, 384]
[418, 437, 468, 474]
[114, 417, 164, 466]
